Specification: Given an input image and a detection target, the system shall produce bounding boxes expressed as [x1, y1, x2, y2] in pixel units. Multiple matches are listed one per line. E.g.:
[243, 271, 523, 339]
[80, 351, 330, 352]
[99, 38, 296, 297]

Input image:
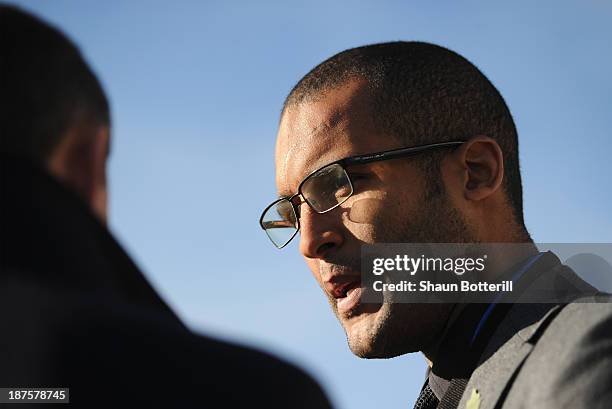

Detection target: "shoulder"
[510, 296, 612, 408]
[0, 272, 333, 408]
[541, 294, 612, 348]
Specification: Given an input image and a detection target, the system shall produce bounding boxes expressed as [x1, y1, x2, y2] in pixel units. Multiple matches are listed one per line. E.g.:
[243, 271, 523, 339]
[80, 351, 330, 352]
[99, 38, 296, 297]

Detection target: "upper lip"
[326, 275, 361, 299]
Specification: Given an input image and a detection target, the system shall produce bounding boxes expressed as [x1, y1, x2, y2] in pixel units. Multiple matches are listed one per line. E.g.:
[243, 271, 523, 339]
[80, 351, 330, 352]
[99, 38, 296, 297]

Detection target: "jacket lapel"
[456, 252, 597, 409]
[456, 302, 562, 409]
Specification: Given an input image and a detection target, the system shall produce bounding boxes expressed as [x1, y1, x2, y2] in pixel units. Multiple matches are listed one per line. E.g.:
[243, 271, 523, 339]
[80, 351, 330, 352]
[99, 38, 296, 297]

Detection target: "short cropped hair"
[0, 5, 110, 163]
[284, 41, 525, 227]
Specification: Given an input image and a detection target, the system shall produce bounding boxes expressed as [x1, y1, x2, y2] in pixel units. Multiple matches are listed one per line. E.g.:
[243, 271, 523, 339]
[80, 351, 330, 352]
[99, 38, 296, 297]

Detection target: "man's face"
[274, 79, 473, 358]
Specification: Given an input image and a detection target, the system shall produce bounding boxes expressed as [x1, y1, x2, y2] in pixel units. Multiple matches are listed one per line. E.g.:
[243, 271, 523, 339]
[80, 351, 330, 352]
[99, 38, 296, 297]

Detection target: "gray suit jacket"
[456, 255, 612, 409]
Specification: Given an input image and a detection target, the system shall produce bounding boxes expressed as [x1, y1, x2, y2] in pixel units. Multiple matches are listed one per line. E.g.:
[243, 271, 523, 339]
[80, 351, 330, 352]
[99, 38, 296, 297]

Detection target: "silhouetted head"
[0, 5, 111, 221]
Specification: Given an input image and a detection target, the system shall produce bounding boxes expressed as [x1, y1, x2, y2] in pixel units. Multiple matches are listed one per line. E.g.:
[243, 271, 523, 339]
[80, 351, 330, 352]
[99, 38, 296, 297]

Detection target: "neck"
[421, 240, 538, 367]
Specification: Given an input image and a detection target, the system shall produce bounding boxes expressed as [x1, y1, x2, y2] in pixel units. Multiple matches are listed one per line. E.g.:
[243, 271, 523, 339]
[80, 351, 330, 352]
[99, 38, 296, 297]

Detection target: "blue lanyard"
[469, 252, 544, 346]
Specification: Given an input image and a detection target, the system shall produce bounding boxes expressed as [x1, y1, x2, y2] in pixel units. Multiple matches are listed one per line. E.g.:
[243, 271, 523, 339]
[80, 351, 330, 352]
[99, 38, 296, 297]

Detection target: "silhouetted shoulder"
[0, 274, 333, 408]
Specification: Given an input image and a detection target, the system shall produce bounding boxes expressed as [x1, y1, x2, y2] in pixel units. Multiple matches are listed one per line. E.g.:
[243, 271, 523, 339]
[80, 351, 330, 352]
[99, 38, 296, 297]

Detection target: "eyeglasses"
[259, 140, 465, 248]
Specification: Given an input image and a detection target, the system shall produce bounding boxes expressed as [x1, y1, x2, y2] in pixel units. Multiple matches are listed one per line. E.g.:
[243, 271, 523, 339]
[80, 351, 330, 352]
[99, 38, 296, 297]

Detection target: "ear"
[48, 125, 110, 222]
[454, 136, 504, 202]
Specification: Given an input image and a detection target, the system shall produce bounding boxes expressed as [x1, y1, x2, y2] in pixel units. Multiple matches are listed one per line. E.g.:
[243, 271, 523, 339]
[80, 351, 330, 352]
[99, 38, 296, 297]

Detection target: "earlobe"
[460, 136, 504, 201]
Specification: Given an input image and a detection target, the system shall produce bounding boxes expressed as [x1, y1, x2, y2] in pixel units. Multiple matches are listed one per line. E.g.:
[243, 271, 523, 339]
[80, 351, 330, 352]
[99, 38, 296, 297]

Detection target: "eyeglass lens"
[300, 163, 353, 213]
[261, 199, 298, 248]
[261, 163, 353, 247]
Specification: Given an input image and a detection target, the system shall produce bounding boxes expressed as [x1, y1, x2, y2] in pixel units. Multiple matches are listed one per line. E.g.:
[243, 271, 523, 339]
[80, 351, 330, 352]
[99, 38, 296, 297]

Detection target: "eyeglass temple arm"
[340, 141, 465, 166]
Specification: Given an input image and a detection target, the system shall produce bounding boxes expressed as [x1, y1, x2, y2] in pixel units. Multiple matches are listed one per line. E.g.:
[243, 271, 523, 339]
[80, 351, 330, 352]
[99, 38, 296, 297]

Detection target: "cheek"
[344, 191, 416, 242]
[345, 196, 400, 237]
[347, 198, 386, 224]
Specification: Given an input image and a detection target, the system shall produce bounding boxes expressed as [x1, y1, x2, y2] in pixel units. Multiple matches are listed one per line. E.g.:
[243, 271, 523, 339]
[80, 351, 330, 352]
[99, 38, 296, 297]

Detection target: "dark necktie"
[413, 381, 439, 409]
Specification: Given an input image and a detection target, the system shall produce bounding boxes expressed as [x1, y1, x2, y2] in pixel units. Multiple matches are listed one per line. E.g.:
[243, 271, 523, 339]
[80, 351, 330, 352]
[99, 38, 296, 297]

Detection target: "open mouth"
[334, 281, 362, 314]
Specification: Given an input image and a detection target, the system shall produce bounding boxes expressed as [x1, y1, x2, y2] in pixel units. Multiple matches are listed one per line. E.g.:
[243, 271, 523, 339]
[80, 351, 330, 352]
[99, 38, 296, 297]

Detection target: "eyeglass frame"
[259, 140, 465, 248]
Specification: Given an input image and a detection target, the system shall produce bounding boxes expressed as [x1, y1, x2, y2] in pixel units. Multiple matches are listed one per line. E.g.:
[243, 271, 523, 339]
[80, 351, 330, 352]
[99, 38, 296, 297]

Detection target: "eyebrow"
[276, 157, 360, 199]
[277, 146, 381, 198]
[276, 158, 331, 198]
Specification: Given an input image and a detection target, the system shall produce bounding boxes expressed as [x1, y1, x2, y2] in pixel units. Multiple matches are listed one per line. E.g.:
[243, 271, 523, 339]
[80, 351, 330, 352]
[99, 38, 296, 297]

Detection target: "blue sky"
[8, 1, 612, 408]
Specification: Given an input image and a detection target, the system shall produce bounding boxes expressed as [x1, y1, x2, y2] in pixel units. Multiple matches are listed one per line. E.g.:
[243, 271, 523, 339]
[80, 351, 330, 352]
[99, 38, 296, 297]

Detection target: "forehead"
[275, 80, 398, 196]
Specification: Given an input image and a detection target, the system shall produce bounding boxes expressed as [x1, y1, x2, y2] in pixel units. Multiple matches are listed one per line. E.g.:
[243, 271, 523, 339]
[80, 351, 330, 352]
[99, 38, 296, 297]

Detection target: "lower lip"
[336, 286, 362, 314]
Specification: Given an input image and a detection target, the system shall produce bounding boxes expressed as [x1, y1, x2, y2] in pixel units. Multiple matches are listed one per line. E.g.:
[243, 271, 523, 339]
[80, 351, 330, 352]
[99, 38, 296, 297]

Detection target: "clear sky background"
[7, 1, 612, 408]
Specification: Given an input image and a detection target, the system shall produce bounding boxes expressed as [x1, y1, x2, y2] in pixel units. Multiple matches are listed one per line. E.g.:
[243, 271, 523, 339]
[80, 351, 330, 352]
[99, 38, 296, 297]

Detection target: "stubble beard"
[345, 188, 477, 358]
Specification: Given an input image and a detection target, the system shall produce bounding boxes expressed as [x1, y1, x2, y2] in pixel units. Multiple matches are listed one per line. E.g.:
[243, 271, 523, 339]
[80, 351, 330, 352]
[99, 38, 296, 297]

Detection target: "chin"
[342, 303, 405, 359]
[342, 302, 449, 359]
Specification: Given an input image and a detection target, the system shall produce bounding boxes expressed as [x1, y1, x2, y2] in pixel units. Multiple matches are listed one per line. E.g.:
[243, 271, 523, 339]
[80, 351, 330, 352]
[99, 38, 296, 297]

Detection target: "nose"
[299, 204, 344, 259]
